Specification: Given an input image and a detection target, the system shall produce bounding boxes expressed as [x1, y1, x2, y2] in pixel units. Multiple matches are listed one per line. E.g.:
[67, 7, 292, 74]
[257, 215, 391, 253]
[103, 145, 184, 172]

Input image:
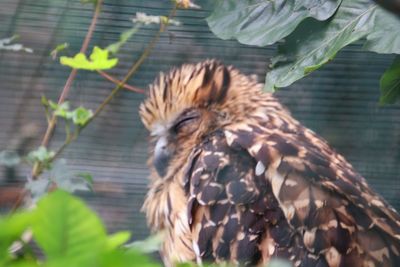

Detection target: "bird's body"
[139, 60, 400, 267]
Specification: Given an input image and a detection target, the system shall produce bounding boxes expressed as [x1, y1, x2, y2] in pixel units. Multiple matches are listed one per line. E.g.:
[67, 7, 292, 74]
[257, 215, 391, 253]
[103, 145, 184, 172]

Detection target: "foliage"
[207, 0, 400, 103]
[50, 43, 69, 59]
[380, 56, 400, 104]
[0, 190, 159, 267]
[0, 35, 33, 53]
[106, 25, 141, 54]
[26, 146, 55, 170]
[60, 46, 118, 71]
[42, 97, 93, 126]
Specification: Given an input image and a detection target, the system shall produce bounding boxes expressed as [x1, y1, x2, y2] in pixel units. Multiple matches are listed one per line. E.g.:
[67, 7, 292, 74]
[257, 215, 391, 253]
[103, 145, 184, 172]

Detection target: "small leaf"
[25, 178, 51, 202]
[76, 172, 94, 186]
[50, 43, 69, 59]
[106, 26, 140, 54]
[71, 106, 93, 126]
[60, 46, 118, 71]
[106, 231, 131, 250]
[379, 56, 400, 104]
[26, 146, 55, 169]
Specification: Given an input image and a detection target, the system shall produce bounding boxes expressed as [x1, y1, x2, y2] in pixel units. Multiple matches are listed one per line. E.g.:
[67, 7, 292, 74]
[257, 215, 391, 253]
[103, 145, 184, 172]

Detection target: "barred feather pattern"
[140, 60, 400, 267]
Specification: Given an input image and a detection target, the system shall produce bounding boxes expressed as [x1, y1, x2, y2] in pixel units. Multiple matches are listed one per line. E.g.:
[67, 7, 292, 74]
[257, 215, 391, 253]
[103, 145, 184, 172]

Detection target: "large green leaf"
[32, 190, 107, 264]
[380, 56, 400, 104]
[265, 0, 400, 91]
[207, 0, 342, 46]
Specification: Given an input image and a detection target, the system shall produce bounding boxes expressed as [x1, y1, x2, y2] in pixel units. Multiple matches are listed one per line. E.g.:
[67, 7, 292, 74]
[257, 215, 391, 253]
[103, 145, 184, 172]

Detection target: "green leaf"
[106, 231, 131, 250]
[71, 106, 93, 126]
[50, 160, 92, 193]
[26, 146, 55, 168]
[207, 0, 342, 46]
[264, 0, 400, 91]
[52, 102, 73, 119]
[0, 211, 35, 262]
[32, 190, 107, 263]
[363, 8, 400, 54]
[76, 172, 94, 186]
[60, 46, 118, 71]
[126, 231, 164, 253]
[106, 25, 140, 54]
[50, 43, 69, 59]
[379, 56, 400, 104]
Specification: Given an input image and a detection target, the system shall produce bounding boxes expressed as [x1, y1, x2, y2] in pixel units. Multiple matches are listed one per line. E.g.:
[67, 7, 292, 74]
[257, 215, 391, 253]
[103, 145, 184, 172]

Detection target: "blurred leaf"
[32, 190, 107, 264]
[106, 231, 131, 250]
[106, 25, 140, 54]
[76, 172, 94, 186]
[50, 43, 69, 59]
[264, 0, 400, 91]
[0, 150, 21, 167]
[380, 56, 400, 104]
[48, 101, 72, 119]
[71, 106, 93, 126]
[99, 249, 160, 267]
[26, 146, 55, 169]
[41, 95, 49, 107]
[25, 178, 51, 202]
[126, 231, 164, 253]
[50, 160, 92, 193]
[0, 35, 33, 53]
[207, 0, 342, 46]
[0, 211, 36, 263]
[60, 46, 118, 71]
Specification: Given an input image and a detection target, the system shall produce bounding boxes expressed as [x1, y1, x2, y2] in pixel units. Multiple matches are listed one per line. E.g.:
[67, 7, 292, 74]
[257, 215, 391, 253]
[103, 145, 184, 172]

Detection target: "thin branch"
[97, 70, 146, 94]
[39, 0, 102, 149]
[31, 0, 103, 178]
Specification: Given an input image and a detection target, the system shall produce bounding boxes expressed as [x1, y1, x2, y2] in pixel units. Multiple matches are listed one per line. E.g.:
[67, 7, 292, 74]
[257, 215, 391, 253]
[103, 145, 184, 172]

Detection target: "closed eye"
[172, 109, 200, 133]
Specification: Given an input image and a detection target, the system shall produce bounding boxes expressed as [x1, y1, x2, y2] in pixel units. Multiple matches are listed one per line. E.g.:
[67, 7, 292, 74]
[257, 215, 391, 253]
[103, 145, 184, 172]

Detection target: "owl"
[139, 60, 400, 267]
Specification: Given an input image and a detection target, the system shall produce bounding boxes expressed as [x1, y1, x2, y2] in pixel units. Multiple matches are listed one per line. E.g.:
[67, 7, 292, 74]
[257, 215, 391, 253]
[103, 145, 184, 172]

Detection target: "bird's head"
[139, 60, 265, 178]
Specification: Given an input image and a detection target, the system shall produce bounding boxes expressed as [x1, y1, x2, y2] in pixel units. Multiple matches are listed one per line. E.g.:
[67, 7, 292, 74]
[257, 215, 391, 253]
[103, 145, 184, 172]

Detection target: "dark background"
[0, 0, 399, 240]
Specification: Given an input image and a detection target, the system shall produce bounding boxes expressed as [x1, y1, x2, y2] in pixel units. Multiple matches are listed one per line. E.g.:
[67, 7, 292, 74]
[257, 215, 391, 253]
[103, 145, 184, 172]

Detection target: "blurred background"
[0, 0, 399, 241]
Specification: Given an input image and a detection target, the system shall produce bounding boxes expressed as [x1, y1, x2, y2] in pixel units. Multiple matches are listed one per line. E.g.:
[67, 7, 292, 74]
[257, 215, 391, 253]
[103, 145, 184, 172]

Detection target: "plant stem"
[33, 4, 178, 177]
[97, 70, 145, 94]
[31, 0, 103, 179]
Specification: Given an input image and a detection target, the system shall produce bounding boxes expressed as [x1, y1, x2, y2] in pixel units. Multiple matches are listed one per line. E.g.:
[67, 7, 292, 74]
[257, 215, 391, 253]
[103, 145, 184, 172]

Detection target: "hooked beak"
[153, 136, 171, 177]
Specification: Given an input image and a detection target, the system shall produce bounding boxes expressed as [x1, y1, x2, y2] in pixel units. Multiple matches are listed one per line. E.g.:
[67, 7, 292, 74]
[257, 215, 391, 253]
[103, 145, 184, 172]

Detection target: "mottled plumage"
[139, 60, 400, 267]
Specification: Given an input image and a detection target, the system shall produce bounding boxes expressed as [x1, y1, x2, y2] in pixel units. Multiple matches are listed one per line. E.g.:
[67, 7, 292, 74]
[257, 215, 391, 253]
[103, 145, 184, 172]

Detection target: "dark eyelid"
[173, 109, 200, 132]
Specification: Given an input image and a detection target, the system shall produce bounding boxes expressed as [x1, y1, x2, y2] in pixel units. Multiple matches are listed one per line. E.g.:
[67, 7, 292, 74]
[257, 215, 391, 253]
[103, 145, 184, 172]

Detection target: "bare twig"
[97, 70, 145, 94]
